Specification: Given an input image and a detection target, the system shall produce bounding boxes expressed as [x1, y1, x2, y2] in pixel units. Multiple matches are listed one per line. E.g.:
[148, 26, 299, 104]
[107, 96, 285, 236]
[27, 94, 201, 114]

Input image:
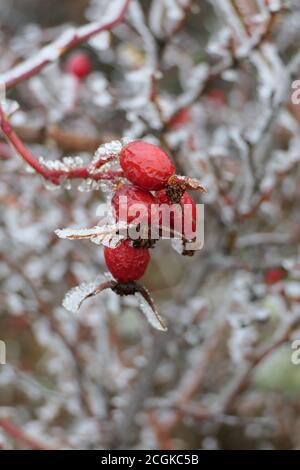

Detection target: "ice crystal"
[135, 293, 167, 332]
[55, 221, 129, 247]
[39, 156, 84, 172]
[91, 137, 132, 166]
[62, 276, 104, 313]
[171, 238, 184, 255]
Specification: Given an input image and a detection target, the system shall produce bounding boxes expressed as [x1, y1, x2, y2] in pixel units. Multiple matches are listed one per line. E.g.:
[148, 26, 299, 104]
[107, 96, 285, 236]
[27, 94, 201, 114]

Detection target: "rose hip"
[120, 141, 176, 191]
[112, 183, 158, 225]
[104, 240, 150, 283]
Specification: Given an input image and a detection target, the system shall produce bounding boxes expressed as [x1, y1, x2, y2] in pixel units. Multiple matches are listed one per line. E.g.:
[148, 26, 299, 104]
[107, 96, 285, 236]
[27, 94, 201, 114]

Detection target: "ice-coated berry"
[156, 190, 197, 239]
[120, 141, 176, 191]
[112, 184, 158, 225]
[104, 240, 150, 283]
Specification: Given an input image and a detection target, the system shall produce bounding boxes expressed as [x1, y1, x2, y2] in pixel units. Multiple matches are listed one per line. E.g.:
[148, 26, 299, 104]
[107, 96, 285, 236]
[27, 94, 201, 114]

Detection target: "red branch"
[0, 106, 123, 184]
[0, 0, 130, 89]
[0, 418, 54, 450]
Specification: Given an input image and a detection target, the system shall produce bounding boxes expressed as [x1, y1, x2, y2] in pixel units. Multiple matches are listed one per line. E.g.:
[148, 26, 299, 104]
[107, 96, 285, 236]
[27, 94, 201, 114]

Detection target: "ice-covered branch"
[0, 417, 55, 450]
[0, 0, 130, 89]
[0, 106, 124, 184]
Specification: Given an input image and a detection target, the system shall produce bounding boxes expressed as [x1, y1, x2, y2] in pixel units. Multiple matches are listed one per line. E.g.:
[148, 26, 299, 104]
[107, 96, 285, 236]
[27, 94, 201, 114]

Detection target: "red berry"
[264, 268, 286, 286]
[156, 190, 197, 239]
[66, 52, 92, 80]
[168, 107, 191, 130]
[120, 141, 176, 191]
[104, 240, 150, 283]
[207, 89, 226, 107]
[112, 184, 158, 225]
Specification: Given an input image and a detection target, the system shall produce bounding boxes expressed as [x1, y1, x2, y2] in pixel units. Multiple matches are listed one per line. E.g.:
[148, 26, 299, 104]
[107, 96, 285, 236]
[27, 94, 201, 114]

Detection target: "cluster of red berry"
[103, 140, 205, 297]
[58, 140, 206, 330]
[56, 53, 207, 328]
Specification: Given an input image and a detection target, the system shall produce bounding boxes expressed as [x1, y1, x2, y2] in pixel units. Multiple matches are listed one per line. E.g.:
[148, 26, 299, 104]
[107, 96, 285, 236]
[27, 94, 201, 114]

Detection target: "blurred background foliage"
[1, 0, 300, 450]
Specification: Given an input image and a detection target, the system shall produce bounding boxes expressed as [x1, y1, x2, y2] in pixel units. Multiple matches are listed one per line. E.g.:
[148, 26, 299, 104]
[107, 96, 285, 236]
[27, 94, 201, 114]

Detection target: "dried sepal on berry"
[166, 175, 207, 203]
[55, 221, 131, 248]
[62, 276, 112, 313]
[135, 284, 167, 332]
[63, 277, 167, 332]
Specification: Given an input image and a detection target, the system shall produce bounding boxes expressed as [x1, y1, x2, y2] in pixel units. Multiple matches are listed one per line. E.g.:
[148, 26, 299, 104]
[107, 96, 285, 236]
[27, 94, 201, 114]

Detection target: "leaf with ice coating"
[63, 277, 104, 312]
[55, 221, 129, 247]
[136, 290, 167, 332]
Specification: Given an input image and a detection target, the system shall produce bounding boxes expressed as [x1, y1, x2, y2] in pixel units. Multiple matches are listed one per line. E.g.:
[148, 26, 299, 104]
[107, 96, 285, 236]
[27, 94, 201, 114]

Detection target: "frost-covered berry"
[104, 240, 150, 283]
[120, 141, 176, 191]
[112, 183, 158, 225]
[120, 141, 207, 202]
[66, 52, 92, 80]
[156, 189, 197, 240]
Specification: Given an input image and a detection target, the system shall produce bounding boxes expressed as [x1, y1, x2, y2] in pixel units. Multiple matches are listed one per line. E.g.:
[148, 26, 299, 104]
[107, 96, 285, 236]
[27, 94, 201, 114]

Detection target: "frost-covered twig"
[0, 417, 55, 450]
[218, 311, 300, 413]
[0, 253, 96, 419]
[0, 106, 123, 184]
[236, 232, 294, 249]
[0, 0, 130, 89]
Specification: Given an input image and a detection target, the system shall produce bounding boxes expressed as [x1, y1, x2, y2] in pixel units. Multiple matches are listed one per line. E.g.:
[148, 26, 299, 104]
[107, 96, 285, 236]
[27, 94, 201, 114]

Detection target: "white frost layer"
[135, 293, 167, 332]
[62, 276, 104, 313]
[55, 222, 128, 248]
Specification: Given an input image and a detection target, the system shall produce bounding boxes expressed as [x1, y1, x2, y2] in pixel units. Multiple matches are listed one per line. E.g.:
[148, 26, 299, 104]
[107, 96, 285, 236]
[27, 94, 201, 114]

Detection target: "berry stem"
[0, 106, 123, 184]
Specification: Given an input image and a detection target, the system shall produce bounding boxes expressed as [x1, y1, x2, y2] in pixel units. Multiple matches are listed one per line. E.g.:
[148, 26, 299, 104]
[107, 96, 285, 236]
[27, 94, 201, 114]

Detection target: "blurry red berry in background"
[207, 88, 226, 107]
[264, 268, 286, 285]
[104, 240, 150, 283]
[168, 107, 191, 130]
[66, 52, 92, 80]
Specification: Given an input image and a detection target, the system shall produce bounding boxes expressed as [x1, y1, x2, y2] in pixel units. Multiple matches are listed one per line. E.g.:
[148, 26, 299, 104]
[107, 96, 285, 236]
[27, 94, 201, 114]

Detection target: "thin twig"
[0, 106, 123, 184]
[0, 417, 55, 450]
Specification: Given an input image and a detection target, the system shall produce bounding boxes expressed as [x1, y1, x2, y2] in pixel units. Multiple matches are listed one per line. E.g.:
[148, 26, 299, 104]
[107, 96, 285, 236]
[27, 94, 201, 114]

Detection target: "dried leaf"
[183, 177, 207, 193]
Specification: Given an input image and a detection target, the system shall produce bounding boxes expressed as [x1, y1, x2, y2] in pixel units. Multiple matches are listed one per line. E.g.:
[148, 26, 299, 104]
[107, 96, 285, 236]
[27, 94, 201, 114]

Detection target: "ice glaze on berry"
[112, 184, 158, 225]
[120, 141, 175, 191]
[104, 240, 150, 283]
[156, 190, 197, 239]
